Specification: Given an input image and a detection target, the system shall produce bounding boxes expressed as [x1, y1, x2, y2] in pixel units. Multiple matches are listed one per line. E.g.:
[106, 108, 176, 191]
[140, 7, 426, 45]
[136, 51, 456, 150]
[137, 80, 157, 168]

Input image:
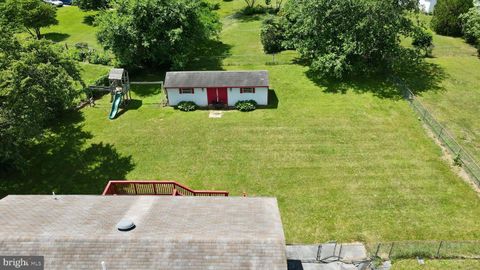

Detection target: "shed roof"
[108, 68, 125, 80]
[164, 70, 269, 88]
[0, 195, 287, 270]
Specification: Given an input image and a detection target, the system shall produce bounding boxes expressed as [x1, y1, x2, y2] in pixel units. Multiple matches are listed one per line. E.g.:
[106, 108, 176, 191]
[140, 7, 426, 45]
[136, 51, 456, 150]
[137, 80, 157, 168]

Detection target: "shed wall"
[167, 87, 269, 107]
[167, 88, 208, 106]
[227, 87, 269, 106]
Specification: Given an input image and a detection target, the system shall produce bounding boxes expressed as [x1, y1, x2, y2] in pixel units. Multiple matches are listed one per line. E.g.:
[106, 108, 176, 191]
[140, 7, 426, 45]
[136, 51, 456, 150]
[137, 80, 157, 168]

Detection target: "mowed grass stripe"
[82, 63, 480, 243]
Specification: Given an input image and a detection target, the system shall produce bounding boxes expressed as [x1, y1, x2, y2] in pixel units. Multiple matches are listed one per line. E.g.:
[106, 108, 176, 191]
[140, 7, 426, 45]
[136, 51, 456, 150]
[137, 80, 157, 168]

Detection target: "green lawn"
[79, 62, 111, 84]
[415, 16, 480, 164]
[2, 1, 480, 244]
[392, 259, 480, 270]
[43, 6, 100, 49]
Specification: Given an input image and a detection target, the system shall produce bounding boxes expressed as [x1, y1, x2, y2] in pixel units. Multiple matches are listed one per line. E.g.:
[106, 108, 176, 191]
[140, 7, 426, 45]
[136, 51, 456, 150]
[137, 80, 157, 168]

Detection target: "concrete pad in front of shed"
[209, 110, 224, 118]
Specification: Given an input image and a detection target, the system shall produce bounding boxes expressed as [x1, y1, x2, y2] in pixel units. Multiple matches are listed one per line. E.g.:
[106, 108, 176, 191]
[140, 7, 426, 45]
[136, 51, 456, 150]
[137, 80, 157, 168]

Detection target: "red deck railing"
[102, 180, 229, 196]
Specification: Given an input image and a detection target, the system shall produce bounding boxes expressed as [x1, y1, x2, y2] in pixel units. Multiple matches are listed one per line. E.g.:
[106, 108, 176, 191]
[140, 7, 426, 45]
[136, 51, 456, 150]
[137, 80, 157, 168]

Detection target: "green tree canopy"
[460, 7, 480, 45]
[431, 0, 473, 36]
[74, 0, 109, 10]
[260, 15, 286, 54]
[282, 0, 426, 79]
[0, 28, 83, 168]
[96, 0, 220, 68]
[1, 0, 58, 39]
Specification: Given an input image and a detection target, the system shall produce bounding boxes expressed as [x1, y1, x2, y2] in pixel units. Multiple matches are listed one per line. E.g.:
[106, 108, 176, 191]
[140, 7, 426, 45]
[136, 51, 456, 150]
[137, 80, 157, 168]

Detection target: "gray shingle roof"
[164, 70, 269, 88]
[108, 68, 125, 80]
[0, 195, 287, 270]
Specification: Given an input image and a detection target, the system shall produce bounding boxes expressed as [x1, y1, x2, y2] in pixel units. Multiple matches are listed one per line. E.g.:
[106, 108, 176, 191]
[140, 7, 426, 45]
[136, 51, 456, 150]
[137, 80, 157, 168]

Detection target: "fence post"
[375, 243, 381, 258]
[436, 241, 444, 258]
[388, 243, 394, 259]
[438, 127, 444, 138]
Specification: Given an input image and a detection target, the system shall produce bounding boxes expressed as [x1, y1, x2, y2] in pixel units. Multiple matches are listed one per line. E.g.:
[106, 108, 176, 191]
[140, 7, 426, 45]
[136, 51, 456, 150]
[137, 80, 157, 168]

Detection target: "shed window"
[179, 88, 194, 94]
[240, 87, 255, 94]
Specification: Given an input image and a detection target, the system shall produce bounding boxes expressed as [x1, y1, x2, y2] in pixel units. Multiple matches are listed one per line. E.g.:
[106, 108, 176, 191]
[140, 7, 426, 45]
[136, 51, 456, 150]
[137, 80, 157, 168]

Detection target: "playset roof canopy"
[164, 70, 269, 88]
[108, 68, 125, 80]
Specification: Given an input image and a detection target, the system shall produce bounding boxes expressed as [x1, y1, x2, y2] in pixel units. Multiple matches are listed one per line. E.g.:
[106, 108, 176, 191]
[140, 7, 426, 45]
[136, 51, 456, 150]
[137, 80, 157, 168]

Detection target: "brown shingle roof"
[0, 195, 287, 270]
[164, 70, 269, 88]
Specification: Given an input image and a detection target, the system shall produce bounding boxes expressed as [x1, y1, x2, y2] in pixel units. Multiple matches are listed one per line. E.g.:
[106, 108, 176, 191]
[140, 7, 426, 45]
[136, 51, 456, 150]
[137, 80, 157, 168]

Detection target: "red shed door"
[207, 87, 228, 105]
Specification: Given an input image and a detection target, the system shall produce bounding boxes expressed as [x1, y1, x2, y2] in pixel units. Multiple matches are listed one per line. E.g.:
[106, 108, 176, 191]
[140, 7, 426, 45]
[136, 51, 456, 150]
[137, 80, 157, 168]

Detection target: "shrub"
[69, 43, 113, 65]
[241, 5, 271, 15]
[460, 7, 480, 45]
[177, 101, 197, 112]
[235, 100, 257, 112]
[454, 154, 463, 167]
[412, 30, 434, 57]
[431, 0, 473, 36]
[70, 42, 89, 61]
[87, 49, 113, 65]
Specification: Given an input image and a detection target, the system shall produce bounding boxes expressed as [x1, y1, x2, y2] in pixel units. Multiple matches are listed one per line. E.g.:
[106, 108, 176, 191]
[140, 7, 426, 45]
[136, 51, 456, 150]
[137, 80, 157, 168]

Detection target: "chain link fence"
[367, 240, 480, 260]
[395, 79, 480, 188]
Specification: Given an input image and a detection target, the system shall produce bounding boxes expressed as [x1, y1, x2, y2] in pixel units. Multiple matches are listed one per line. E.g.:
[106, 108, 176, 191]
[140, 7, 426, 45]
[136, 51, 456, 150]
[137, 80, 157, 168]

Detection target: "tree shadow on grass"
[186, 39, 232, 70]
[0, 110, 134, 198]
[307, 71, 404, 100]
[231, 13, 263, 22]
[394, 57, 447, 96]
[83, 15, 96, 26]
[43, 32, 70, 42]
[114, 99, 143, 119]
[305, 56, 446, 99]
[131, 84, 163, 97]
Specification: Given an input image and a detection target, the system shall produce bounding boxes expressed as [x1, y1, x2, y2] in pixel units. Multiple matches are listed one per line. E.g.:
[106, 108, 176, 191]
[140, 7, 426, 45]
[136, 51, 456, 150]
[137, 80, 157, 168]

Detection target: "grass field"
[391, 259, 480, 270]
[415, 16, 480, 164]
[2, 0, 480, 244]
[43, 6, 100, 49]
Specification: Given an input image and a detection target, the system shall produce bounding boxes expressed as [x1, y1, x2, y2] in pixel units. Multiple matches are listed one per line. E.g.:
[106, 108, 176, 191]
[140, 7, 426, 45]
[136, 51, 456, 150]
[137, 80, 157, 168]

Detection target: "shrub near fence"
[396, 80, 480, 188]
[367, 241, 480, 260]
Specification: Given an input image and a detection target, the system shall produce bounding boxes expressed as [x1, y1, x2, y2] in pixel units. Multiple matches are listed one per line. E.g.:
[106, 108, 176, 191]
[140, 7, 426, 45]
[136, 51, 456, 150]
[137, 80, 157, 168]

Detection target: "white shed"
[164, 70, 269, 107]
[419, 0, 437, 13]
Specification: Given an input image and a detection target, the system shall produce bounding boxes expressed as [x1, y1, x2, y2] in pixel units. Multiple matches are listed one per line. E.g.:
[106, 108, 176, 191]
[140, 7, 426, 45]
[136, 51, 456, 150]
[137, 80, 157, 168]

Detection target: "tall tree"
[260, 16, 285, 54]
[0, 30, 83, 169]
[2, 0, 58, 39]
[96, 0, 220, 69]
[431, 0, 473, 36]
[282, 0, 427, 78]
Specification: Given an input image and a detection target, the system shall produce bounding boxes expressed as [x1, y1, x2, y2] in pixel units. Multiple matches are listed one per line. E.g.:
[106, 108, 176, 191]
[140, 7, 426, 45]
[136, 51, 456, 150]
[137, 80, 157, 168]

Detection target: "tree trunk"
[35, 28, 41, 40]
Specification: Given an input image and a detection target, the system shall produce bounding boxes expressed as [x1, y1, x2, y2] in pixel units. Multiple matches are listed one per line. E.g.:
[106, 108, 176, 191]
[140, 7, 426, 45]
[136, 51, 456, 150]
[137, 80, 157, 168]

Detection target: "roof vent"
[116, 219, 135, 232]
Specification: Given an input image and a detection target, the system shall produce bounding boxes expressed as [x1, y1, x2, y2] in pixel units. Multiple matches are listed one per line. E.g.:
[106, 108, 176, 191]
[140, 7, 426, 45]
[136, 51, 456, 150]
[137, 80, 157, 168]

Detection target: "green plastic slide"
[109, 92, 123, 120]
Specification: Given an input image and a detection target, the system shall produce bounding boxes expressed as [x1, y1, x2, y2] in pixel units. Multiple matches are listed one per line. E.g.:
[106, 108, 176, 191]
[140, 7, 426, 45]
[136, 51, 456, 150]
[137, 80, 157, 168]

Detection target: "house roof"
[0, 195, 287, 270]
[108, 68, 125, 80]
[164, 70, 269, 88]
